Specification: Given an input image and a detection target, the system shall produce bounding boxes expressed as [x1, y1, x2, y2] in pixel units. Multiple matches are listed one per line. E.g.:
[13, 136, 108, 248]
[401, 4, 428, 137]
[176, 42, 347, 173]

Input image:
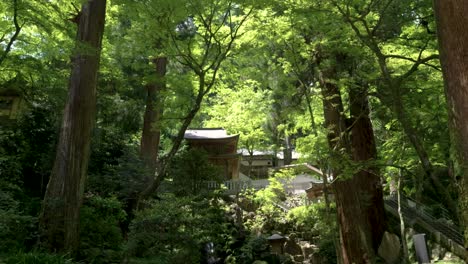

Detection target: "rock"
[299, 241, 317, 258]
[284, 237, 302, 256]
[244, 211, 256, 220]
[378, 231, 401, 264]
[293, 254, 304, 262]
[309, 252, 325, 264]
[431, 242, 446, 261]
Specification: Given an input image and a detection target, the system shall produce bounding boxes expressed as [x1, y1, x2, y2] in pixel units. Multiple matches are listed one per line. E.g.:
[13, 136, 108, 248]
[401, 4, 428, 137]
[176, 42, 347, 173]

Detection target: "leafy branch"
[0, 0, 24, 67]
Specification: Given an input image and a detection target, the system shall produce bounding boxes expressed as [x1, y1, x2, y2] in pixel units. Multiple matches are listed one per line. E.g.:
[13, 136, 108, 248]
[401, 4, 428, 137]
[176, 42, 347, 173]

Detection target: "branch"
[0, 0, 23, 67]
[398, 54, 439, 81]
[370, 0, 395, 36]
[169, 31, 202, 75]
[204, 7, 253, 92]
[374, 163, 416, 178]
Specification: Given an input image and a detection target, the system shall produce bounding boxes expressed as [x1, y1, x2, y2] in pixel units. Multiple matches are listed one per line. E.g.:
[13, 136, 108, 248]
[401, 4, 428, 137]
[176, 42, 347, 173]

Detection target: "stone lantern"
[267, 233, 286, 255]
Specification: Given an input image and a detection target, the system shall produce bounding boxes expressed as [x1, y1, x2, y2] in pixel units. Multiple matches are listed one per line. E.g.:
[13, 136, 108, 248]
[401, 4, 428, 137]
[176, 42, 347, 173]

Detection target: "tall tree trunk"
[349, 86, 387, 252]
[335, 1, 459, 222]
[138, 74, 207, 201]
[120, 57, 167, 232]
[318, 53, 386, 263]
[433, 0, 468, 247]
[247, 149, 254, 177]
[283, 134, 293, 165]
[39, 0, 106, 254]
[320, 69, 367, 264]
[140, 57, 167, 170]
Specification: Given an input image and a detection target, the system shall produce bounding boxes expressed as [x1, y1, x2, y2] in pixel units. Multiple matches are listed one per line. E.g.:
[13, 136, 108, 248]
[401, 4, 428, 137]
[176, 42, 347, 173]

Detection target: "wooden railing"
[202, 179, 315, 195]
[384, 195, 467, 262]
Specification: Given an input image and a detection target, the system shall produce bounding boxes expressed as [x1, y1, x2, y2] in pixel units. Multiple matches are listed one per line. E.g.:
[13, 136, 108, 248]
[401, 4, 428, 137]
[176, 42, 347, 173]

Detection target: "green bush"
[168, 148, 223, 196]
[240, 170, 295, 234]
[87, 145, 149, 199]
[287, 202, 337, 262]
[2, 251, 75, 264]
[78, 195, 126, 263]
[0, 183, 37, 253]
[317, 239, 337, 264]
[226, 235, 271, 263]
[126, 193, 235, 263]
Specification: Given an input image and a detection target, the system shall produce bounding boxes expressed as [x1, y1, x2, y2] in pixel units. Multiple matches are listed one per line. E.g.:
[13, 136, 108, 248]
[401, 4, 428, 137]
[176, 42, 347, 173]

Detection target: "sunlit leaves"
[203, 79, 272, 152]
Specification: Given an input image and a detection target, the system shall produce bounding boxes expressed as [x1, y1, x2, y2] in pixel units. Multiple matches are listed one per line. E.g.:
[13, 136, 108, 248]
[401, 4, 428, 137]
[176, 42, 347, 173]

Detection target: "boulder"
[293, 254, 304, 262]
[309, 252, 325, 264]
[284, 237, 302, 256]
[378, 231, 401, 264]
[299, 241, 317, 258]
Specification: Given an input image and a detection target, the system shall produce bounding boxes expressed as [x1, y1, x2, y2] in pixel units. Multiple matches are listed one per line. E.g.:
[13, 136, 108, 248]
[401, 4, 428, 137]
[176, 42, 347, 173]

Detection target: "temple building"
[184, 128, 240, 180]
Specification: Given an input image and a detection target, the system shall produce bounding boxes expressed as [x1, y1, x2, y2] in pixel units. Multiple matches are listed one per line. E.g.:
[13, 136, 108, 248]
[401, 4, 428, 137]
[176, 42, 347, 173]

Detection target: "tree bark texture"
[140, 57, 167, 170]
[433, 0, 468, 248]
[349, 86, 387, 253]
[40, 0, 106, 253]
[318, 53, 387, 263]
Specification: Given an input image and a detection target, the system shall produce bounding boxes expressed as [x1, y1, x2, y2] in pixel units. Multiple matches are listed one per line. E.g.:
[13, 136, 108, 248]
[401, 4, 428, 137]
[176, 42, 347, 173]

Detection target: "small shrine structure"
[184, 128, 240, 180]
[0, 88, 23, 122]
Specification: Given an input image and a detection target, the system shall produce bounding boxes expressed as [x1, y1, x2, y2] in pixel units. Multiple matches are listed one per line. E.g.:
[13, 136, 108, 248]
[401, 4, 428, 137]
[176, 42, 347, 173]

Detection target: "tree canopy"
[0, 0, 466, 262]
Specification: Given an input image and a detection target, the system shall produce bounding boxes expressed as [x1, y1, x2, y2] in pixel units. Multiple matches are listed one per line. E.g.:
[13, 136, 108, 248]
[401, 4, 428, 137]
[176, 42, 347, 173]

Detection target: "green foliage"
[168, 148, 223, 196]
[0, 183, 37, 253]
[0, 0, 460, 261]
[225, 235, 277, 264]
[203, 79, 273, 153]
[15, 105, 59, 196]
[287, 202, 337, 263]
[0, 101, 60, 199]
[0, 130, 22, 185]
[287, 202, 336, 240]
[126, 193, 236, 264]
[87, 145, 149, 199]
[317, 239, 337, 264]
[78, 195, 126, 263]
[1, 251, 75, 264]
[240, 169, 296, 235]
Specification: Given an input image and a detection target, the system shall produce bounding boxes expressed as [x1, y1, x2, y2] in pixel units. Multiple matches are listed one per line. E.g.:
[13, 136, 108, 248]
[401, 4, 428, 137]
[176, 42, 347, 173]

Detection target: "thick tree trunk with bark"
[283, 135, 293, 165]
[321, 73, 371, 264]
[140, 57, 167, 170]
[433, 0, 468, 247]
[318, 53, 387, 263]
[349, 86, 387, 252]
[39, 0, 106, 253]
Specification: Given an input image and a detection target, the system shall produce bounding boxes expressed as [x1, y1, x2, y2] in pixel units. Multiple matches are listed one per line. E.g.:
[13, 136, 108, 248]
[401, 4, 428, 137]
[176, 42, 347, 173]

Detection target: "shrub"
[87, 146, 149, 199]
[287, 202, 337, 263]
[126, 193, 235, 263]
[168, 148, 223, 196]
[2, 251, 75, 264]
[240, 170, 295, 234]
[0, 183, 37, 253]
[229, 235, 270, 263]
[78, 195, 126, 263]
